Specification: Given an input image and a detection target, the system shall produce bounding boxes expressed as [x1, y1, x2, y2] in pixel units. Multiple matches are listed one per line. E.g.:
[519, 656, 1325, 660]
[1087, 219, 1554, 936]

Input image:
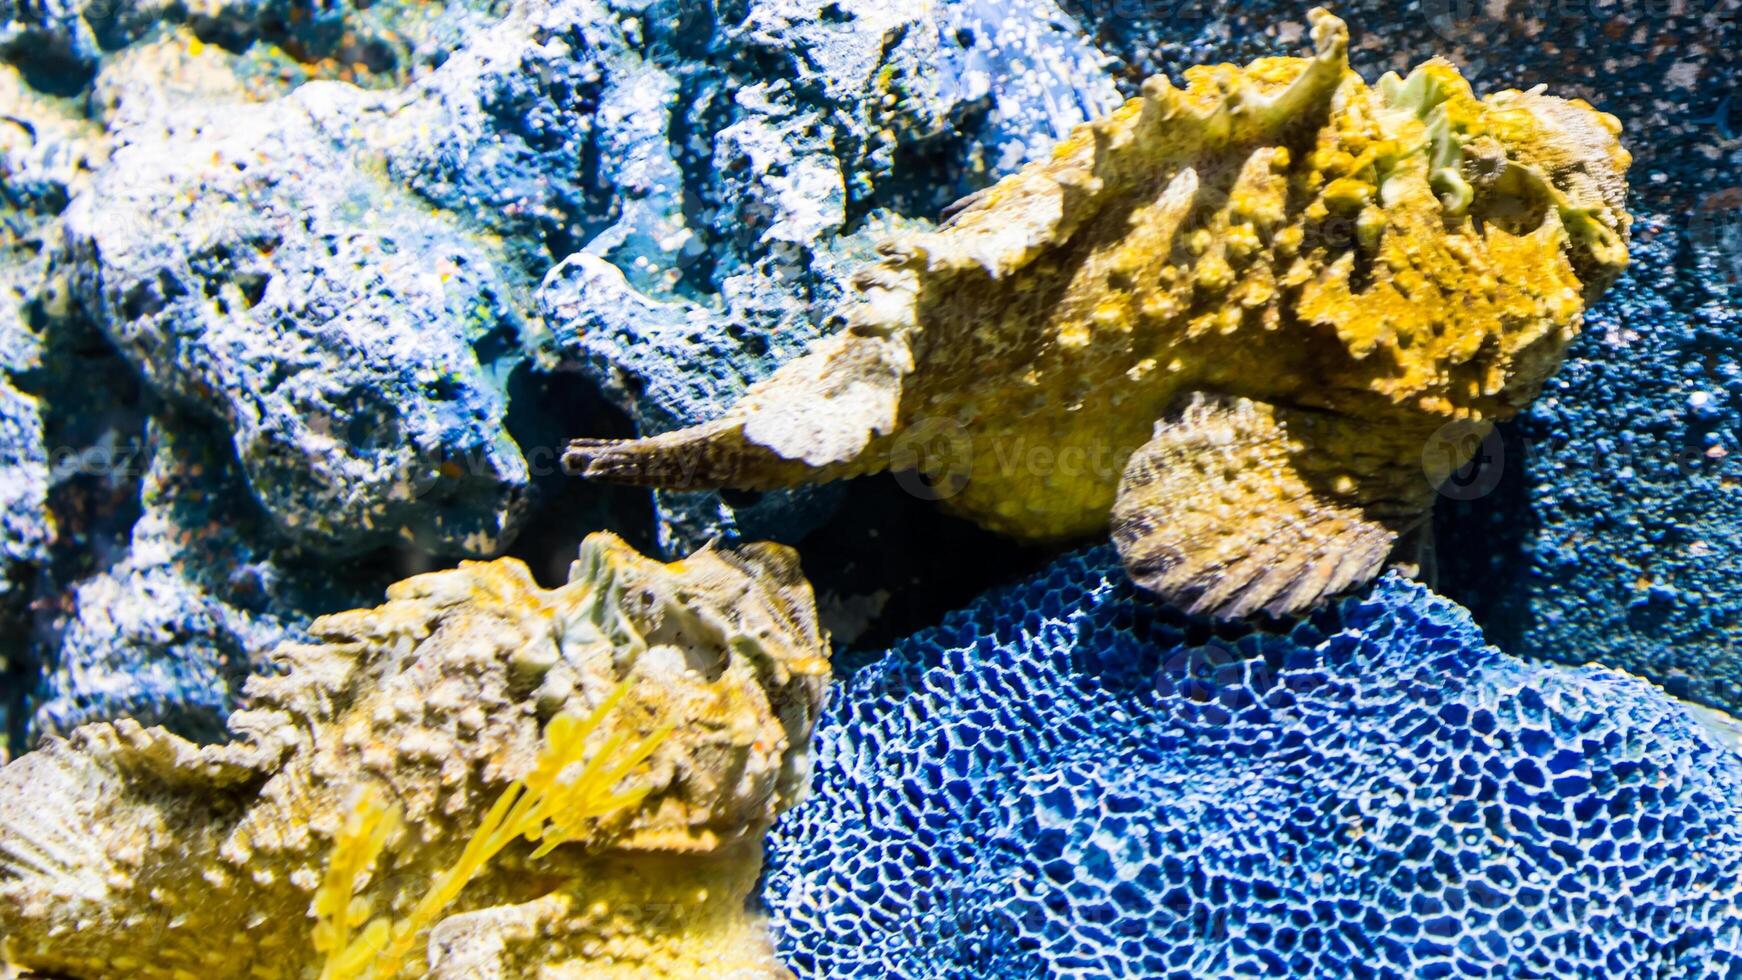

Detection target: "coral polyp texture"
[566, 8, 1633, 620]
[760, 548, 1742, 978]
[0, 533, 829, 979]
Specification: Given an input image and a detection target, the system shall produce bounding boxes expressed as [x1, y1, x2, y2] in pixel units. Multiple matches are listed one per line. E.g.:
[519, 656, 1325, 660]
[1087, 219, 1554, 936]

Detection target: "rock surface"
[28, 413, 391, 741]
[62, 79, 534, 557]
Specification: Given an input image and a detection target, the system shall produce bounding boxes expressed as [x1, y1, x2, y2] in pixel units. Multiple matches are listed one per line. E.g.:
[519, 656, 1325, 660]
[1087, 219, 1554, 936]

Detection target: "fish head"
[1474, 87, 1632, 292]
[1376, 63, 1632, 296]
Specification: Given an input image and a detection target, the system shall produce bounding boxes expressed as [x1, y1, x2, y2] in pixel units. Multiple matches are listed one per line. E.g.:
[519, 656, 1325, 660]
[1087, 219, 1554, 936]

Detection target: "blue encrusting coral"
[762, 548, 1742, 978]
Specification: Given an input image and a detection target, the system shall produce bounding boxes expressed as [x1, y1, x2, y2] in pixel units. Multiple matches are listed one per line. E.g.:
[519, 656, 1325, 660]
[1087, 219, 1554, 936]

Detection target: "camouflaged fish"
[565, 8, 1632, 620]
[0, 534, 827, 979]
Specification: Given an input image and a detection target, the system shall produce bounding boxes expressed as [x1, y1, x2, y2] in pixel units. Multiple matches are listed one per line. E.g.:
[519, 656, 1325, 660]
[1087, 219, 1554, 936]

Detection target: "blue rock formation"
[762, 549, 1742, 978]
[0, 0, 504, 94]
[27, 413, 389, 742]
[380, 0, 618, 280]
[0, 68, 88, 741]
[0, 383, 46, 616]
[0, 69, 89, 583]
[58, 80, 533, 557]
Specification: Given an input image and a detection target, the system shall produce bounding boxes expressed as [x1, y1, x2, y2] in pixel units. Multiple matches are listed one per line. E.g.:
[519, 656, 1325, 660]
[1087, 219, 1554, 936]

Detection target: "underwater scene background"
[0, 0, 1739, 976]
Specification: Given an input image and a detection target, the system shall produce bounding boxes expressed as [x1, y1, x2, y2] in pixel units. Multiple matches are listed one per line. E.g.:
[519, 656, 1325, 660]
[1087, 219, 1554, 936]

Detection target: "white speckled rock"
[58, 79, 534, 556]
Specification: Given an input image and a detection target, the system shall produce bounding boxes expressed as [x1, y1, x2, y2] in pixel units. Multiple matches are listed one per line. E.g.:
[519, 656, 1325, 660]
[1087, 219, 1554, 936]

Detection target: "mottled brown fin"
[937, 185, 993, 228]
[566, 331, 912, 490]
[564, 419, 749, 489]
[1111, 393, 1435, 620]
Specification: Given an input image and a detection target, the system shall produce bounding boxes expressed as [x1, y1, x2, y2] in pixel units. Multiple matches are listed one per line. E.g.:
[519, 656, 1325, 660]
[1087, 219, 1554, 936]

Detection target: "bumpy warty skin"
[892, 0, 1742, 714]
[566, 9, 1633, 619]
[0, 533, 829, 979]
[761, 547, 1742, 978]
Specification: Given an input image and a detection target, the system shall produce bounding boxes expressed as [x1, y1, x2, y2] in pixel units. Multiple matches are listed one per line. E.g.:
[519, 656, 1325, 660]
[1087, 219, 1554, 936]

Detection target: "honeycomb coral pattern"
[760, 548, 1742, 978]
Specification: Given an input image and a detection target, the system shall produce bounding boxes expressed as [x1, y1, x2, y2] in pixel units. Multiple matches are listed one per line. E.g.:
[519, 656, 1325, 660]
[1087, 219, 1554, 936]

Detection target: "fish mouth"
[1497, 90, 1633, 226]
[1474, 89, 1634, 290]
[1375, 64, 1632, 291]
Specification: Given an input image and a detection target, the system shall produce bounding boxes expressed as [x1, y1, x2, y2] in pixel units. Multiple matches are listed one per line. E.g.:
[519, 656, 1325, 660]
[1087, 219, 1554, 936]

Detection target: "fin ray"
[1112, 393, 1436, 619]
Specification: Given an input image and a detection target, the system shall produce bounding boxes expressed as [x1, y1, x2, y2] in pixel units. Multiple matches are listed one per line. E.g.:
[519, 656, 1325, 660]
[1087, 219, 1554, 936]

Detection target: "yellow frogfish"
[565, 9, 1631, 620]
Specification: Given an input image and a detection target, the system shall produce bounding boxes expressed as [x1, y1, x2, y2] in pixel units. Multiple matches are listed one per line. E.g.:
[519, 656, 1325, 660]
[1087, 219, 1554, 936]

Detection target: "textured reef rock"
[0, 0, 505, 95]
[762, 547, 1742, 977]
[0, 64, 101, 741]
[29, 413, 391, 741]
[70, 96, 532, 558]
[0, 533, 828, 978]
[0, 64, 92, 605]
[567, 9, 1633, 619]
[536, 0, 1120, 551]
[0, 383, 45, 611]
[0, 368, 46, 739]
[0, 0, 1129, 743]
[61, 54, 549, 556]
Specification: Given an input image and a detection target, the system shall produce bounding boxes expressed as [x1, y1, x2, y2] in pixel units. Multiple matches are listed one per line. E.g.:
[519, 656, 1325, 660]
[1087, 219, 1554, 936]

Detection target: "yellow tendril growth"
[313, 682, 672, 980]
[312, 786, 401, 980]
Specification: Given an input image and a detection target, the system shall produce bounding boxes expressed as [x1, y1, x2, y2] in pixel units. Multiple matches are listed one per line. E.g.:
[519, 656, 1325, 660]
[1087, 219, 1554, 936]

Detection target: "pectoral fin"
[565, 330, 913, 490]
[1111, 393, 1437, 620]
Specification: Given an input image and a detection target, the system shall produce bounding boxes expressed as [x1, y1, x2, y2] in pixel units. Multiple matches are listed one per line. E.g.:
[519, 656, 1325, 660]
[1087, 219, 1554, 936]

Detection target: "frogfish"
[565, 8, 1632, 620]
